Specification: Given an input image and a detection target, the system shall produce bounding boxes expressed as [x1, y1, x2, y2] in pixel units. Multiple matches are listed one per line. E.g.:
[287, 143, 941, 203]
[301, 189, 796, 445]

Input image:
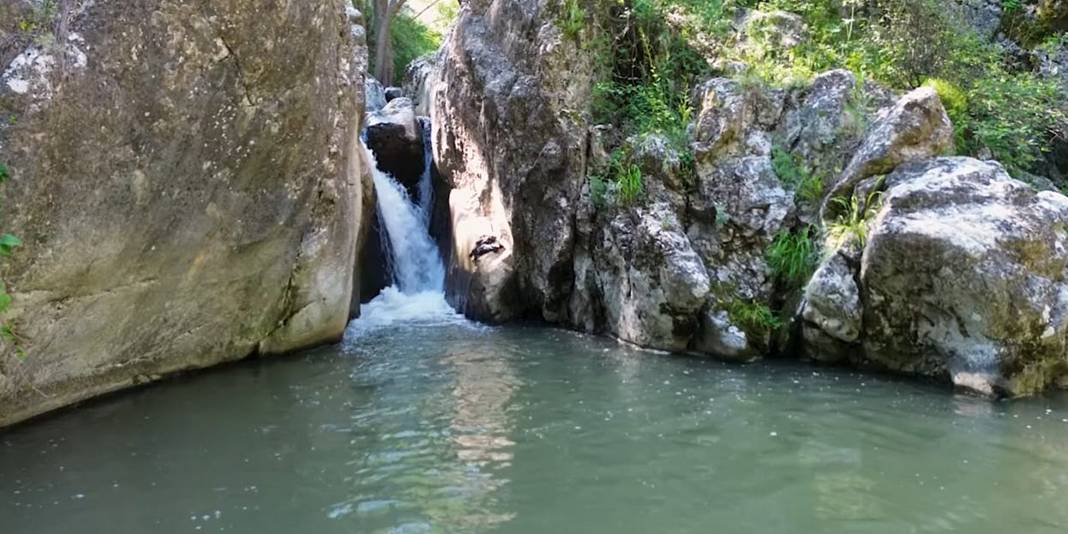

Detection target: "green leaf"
[0, 234, 21, 256]
[0, 292, 11, 315]
[0, 162, 8, 183]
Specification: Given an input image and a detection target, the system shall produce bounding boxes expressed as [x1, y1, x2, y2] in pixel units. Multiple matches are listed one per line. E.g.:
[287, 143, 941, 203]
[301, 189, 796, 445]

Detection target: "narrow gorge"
[2, 0, 1068, 532]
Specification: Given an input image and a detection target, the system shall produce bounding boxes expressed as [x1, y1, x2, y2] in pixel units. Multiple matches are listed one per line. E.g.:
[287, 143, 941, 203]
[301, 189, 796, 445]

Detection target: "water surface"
[3, 319, 1068, 533]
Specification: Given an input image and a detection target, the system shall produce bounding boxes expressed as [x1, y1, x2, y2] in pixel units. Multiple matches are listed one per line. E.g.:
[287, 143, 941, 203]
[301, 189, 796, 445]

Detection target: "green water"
[3, 322, 1068, 533]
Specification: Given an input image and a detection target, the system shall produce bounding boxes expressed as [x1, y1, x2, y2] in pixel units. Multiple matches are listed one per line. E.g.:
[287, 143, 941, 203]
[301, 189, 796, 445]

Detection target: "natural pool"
[3, 310, 1068, 533]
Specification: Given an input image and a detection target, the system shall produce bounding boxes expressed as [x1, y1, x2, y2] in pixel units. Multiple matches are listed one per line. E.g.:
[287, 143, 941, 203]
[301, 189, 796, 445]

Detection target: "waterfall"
[363, 143, 444, 294]
[349, 120, 461, 334]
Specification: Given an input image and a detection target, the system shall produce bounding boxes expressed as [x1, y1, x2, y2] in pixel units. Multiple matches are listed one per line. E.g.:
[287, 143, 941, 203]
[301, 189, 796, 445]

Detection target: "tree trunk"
[372, 0, 406, 85]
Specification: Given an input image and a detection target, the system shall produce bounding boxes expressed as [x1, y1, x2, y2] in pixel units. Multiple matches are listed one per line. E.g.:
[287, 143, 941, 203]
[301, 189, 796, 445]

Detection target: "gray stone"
[823, 87, 954, 221]
[695, 309, 757, 362]
[587, 203, 710, 351]
[0, 0, 368, 427]
[425, 0, 602, 322]
[861, 157, 1068, 396]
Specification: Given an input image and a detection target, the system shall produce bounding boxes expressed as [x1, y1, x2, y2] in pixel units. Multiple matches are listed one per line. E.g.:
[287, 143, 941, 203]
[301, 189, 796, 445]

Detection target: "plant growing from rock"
[0, 163, 23, 357]
[767, 226, 819, 287]
[771, 147, 823, 204]
[616, 163, 644, 205]
[560, 0, 587, 41]
[825, 188, 881, 251]
[728, 299, 782, 333]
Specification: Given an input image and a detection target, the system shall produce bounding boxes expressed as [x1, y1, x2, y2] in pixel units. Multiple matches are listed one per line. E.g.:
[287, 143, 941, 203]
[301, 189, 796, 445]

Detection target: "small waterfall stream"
[349, 121, 460, 332]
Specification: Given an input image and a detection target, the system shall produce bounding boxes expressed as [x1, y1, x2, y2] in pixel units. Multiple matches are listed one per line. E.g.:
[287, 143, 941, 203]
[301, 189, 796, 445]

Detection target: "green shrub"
[729, 300, 782, 332]
[616, 163, 645, 205]
[560, 0, 587, 41]
[389, 8, 442, 80]
[826, 188, 882, 251]
[771, 147, 824, 204]
[767, 226, 819, 286]
[959, 73, 1066, 177]
[923, 78, 968, 125]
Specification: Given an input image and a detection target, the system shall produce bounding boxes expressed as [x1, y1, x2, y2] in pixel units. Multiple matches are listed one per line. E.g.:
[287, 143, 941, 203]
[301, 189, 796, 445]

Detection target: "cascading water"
[349, 120, 461, 333]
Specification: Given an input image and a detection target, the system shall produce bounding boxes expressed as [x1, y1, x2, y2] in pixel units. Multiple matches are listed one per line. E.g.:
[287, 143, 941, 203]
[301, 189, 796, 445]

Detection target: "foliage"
[389, 8, 443, 81]
[560, 0, 587, 41]
[923, 78, 968, 125]
[729, 299, 782, 332]
[590, 0, 708, 154]
[616, 162, 644, 204]
[767, 226, 819, 286]
[0, 162, 22, 357]
[771, 147, 823, 204]
[957, 73, 1066, 176]
[588, 148, 646, 208]
[826, 187, 882, 251]
[17, 0, 57, 34]
[711, 0, 1068, 180]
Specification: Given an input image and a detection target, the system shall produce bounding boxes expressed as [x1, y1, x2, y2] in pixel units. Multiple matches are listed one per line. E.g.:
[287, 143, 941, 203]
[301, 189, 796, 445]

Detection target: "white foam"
[346, 287, 465, 337]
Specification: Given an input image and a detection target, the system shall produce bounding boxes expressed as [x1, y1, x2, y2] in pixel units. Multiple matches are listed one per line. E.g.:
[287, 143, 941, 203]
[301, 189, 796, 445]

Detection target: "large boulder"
[582, 203, 710, 351]
[823, 87, 954, 220]
[862, 158, 1068, 396]
[423, 0, 602, 322]
[364, 97, 427, 199]
[0, 0, 368, 427]
[805, 157, 1068, 396]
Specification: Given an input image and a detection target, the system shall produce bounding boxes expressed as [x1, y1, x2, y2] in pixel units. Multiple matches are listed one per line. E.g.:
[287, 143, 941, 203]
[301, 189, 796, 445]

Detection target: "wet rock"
[384, 86, 405, 102]
[365, 76, 387, 112]
[470, 235, 505, 262]
[364, 97, 426, 196]
[425, 0, 602, 322]
[404, 53, 443, 116]
[695, 309, 757, 362]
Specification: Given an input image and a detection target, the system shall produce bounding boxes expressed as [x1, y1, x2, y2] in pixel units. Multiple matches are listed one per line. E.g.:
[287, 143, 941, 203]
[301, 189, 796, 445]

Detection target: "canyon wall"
[0, 0, 370, 426]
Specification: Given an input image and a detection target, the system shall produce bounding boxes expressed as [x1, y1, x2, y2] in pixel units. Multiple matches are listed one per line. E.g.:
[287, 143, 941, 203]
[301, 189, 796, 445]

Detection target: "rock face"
[364, 97, 427, 201]
[823, 86, 954, 220]
[804, 158, 1068, 396]
[416, 0, 1068, 396]
[577, 201, 710, 352]
[423, 0, 600, 322]
[0, 0, 368, 427]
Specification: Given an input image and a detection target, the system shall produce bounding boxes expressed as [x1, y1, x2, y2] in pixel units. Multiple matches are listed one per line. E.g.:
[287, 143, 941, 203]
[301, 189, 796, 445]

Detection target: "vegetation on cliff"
[357, 0, 458, 85]
[564, 0, 1066, 189]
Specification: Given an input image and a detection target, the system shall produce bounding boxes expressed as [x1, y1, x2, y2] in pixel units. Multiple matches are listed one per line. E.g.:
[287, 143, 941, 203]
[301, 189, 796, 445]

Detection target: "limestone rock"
[823, 87, 954, 220]
[861, 158, 1068, 396]
[365, 76, 387, 112]
[695, 309, 757, 362]
[588, 203, 710, 351]
[425, 0, 601, 322]
[800, 238, 863, 363]
[364, 97, 427, 199]
[778, 70, 860, 179]
[0, 0, 367, 427]
[741, 10, 809, 51]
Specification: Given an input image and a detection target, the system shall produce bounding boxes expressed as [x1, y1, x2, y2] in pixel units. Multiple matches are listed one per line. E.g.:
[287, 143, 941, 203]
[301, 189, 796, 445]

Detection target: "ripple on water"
[1, 325, 1068, 533]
